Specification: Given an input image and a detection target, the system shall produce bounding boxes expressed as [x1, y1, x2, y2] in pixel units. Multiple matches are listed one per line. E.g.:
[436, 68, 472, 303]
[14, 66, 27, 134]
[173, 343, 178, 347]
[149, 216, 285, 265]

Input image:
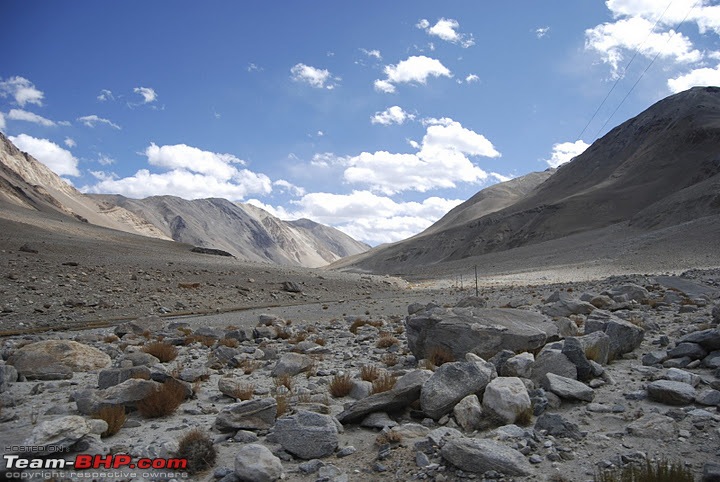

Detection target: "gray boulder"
[337, 385, 421, 424]
[562, 337, 593, 381]
[0, 364, 18, 392]
[678, 327, 720, 351]
[216, 398, 277, 432]
[406, 307, 550, 361]
[441, 437, 532, 476]
[542, 294, 596, 318]
[273, 410, 338, 459]
[453, 394, 483, 432]
[667, 342, 708, 360]
[542, 373, 594, 402]
[501, 352, 534, 378]
[74, 379, 161, 415]
[115, 315, 165, 337]
[271, 353, 315, 377]
[602, 284, 649, 303]
[646, 380, 696, 405]
[482, 377, 532, 424]
[576, 331, 610, 365]
[530, 350, 577, 386]
[420, 356, 496, 419]
[534, 413, 584, 440]
[584, 310, 644, 359]
[234, 444, 283, 482]
[8, 340, 111, 380]
[626, 413, 677, 439]
[23, 416, 107, 455]
[98, 366, 150, 389]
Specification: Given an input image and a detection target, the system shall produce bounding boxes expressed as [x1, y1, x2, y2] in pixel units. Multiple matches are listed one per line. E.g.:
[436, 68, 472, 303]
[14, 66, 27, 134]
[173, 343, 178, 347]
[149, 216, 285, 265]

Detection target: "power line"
[593, 0, 699, 139]
[577, 0, 676, 142]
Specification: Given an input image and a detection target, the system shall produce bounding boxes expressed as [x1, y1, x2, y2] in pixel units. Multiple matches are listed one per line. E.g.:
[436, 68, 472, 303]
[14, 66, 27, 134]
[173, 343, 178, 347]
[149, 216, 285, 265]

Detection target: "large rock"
[115, 315, 165, 337]
[234, 444, 283, 482]
[534, 413, 584, 441]
[23, 416, 107, 455]
[74, 379, 161, 415]
[336, 385, 421, 424]
[215, 398, 277, 432]
[530, 350, 577, 386]
[542, 294, 596, 318]
[98, 366, 151, 389]
[584, 310, 644, 359]
[270, 353, 315, 377]
[602, 284, 649, 303]
[542, 373, 594, 402]
[8, 340, 111, 380]
[561, 337, 593, 381]
[441, 437, 532, 476]
[420, 355, 496, 419]
[576, 331, 611, 365]
[0, 363, 18, 392]
[646, 380, 696, 405]
[501, 352, 534, 378]
[482, 377, 532, 424]
[453, 394, 483, 432]
[626, 413, 677, 439]
[678, 327, 720, 352]
[406, 307, 550, 361]
[273, 410, 338, 459]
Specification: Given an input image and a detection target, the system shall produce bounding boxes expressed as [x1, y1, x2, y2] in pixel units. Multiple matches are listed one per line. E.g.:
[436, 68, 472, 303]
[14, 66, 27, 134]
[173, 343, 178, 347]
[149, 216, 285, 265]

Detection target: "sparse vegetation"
[136, 380, 186, 418]
[349, 318, 367, 334]
[176, 428, 216, 475]
[515, 406, 533, 426]
[273, 374, 294, 391]
[184, 334, 216, 347]
[376, 332, 400, 348]
[92, 405, 126, 437]
[217, 337, 238, 348]
[141, 341, 178, 362]
[382, 353, 398, 366]
[371, 373, 397, 394]
[360, 365, 381, 382]
[427, 346, 455, 367]
[275, 393, 289, 417]
[329, 373, 353, 397]
[103, 334, 119, 343]
[229, 382, 255, 401]
[594, 459, 693, 482]
[375, 430, 403, 445]
[239, 359, 262, 374]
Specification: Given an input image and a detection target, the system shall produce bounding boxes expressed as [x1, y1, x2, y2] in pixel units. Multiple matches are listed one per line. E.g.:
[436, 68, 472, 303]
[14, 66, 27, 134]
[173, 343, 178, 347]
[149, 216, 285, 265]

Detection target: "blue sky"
[3, 1, 720, 245]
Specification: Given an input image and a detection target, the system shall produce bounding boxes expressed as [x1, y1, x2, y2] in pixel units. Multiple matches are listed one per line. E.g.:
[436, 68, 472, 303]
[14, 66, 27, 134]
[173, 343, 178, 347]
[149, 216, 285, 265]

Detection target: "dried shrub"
[314, 337, 326, 346]
[376, 333, 400, 348]
[368, 320, 384, 328]
[239, 359, 262, 375]
[515, 406, 533, 427]
[371, 374, 397, 394]
[275, 394, 289, 417]
[142, 330, 152, 339]
[184, 334, 215, 347]
[229, 382, 255, 401]
[178, 327, 193, 336]
[103, 335, 119, 343]
[176, 428, 216, 475]
[360, 365, 381, 382]
[349, 318, 367, 334]
[381, 353, 398, 367]
[93, 405, 126, 437]
[428, 346, 455, 367]
[217, 337, 238, 348]
[142, 341, 178, 363]
[273, 374, 294, 392]
[136, 380, 186, 418]
[276, 327, 291, 340]
[289, 332, 308, 344]
[329, 373, 353, 397]
[295, 391, 312, 404]
[375, 430, 403, 445]
[594, 459, 693, 482]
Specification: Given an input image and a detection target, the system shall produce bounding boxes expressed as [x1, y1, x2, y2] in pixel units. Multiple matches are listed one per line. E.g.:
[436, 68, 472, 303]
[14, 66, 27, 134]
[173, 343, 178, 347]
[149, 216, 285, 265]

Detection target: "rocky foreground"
[1, 270, 720, 481]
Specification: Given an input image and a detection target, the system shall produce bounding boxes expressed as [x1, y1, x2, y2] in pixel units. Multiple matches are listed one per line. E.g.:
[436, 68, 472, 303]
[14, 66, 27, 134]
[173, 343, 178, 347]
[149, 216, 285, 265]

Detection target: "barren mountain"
[334, 86, 720, 275]
[89, 194, 369, 267]
[0, 133, 170, 240]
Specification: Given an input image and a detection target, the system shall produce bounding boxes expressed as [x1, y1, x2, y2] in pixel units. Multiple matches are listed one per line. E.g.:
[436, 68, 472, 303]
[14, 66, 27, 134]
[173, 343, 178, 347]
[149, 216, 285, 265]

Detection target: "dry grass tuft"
[103, 334, 119, 343]
[329, 373, 353, 397]
[375, 430, 403, 445]
[376, 332, 400, 348]
[142, 341, 178, 363]
[360, 365, 381, 382]
[273, 374, 294, 392]
[314, 337, 326, 346]
[93, 405, 126, 437]
[427, 346, 455, 367]
[349, 318, 367, 334]
[239, 359, 262, 374]
[289, 332, 308, 344]
[229, 382, 255, 401]
[594, 459, 693, 482]
[217, 337, 238, 348]
[516, 406, 533, 426]
[275, 394, 290, 417]
[176, 428, 216, 475]
[136, 380, 186, 418]
[381, 353, 398, 367]
[184, 334, 216, 347]
[371, 374, 397, 394]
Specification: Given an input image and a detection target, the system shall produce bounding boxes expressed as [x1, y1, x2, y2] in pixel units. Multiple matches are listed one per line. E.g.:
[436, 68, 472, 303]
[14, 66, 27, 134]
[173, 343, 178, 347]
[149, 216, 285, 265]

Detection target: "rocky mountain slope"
[334, 87, 720, 275]
[0, 132, 170, 240]
[89, 194, 369, 267]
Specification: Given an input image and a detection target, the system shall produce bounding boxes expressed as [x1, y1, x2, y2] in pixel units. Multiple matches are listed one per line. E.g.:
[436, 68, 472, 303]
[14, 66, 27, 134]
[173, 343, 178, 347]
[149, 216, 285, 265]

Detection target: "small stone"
[336, 446, 356, 458]
[529, 454, 543, 464]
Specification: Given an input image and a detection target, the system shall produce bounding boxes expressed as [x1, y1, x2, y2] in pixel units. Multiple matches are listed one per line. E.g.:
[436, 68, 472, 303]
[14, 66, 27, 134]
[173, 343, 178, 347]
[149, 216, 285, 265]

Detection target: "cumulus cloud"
[9, 133, 80, 176]
[7, 109, 56, 127]
[309, 152, 350, 168]
[255, 190, 466, 245]
[0, 112, 5, 131]
[545, 140, 590, 168]
[77, 115, 121, 129]
[417, 18, 475, 47]
[273, 179, 305, 196]
[344, 117, 500, 194]
[374, 56, 452, 93]
[97, 89, 114, 102]
[82, 143, 272, 201]
[668, 64, 720, 92]
[133, 86, 157, 103]
[371, 106, 414, 125]
[464, 74, 480, 83]
[290, 63, 338, 89]
[0, 76, 44, 107]
[64, 137, 76, 148]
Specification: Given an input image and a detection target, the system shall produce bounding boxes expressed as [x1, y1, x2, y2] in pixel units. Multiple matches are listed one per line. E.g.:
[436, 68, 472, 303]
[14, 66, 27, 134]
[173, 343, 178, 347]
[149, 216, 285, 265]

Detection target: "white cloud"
[83, 143, 272, 201]
[133, 86, 157, 103]
[0, 112, 5, 131]
[7, 109, 56, 127]
[273, 179, 305, 196]
[465, 74, 480, 83]
[97, 89, 114, 102]
[371, 106, 414, 125]
[360, 48, 382, 60]
[545, 140, 590, 168]
[258, 190, 466, 245]
[9, 133, 80, 176]
[535, 27, 550, 38]
[309, 152, 349, 168]
[96, 154, 115, 166]
[418, 18, 475, 48]
[668, 64, 720, 92]
[64, 137, 76, 148]
[374, 56, 452, 93]
[247, 63, 263, 72]
[344, 118, 500, 194]
[290, 63, 338, 89]
[0, 76, 44, 107]
[77, 115, 121, 129]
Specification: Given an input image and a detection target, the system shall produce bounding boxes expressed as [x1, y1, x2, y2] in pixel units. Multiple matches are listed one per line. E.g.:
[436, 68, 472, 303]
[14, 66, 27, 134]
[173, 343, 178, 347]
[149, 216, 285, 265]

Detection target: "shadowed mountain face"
[334, 86, 720, 274]
[89, 194, 369, 267]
